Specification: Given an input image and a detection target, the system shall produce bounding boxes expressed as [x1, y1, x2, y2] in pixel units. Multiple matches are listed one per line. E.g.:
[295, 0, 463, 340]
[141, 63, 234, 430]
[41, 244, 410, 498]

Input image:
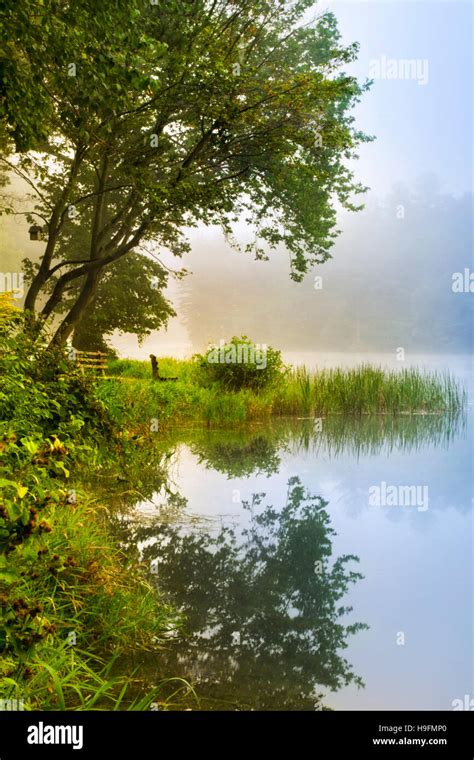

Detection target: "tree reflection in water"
[123, 477, 368, 710]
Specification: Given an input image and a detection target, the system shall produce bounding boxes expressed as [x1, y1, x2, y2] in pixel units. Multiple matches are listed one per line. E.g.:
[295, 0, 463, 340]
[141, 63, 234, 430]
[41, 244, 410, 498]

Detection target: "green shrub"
[0, 311, 113, 444]
[194, 336, 288, 391]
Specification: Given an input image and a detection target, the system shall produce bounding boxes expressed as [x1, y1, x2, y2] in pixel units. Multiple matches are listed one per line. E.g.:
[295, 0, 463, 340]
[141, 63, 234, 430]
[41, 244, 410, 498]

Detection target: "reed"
[100, 359, 466, 429]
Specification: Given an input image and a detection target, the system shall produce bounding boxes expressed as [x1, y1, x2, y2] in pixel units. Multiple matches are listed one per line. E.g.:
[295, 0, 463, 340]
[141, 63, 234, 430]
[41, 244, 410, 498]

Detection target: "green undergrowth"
[0, 304, 188, 710]
[101, 357, 466, 432]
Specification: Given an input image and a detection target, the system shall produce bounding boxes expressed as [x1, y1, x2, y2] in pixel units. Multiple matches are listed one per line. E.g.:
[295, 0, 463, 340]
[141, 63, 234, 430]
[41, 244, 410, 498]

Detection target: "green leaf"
[0, 479, 19, 491]
[0, 569, 18, 584]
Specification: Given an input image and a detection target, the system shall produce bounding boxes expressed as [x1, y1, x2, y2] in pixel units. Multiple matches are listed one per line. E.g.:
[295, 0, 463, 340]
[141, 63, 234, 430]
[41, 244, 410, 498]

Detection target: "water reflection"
[112, 408, 471, 709]
[163, 411, 466, 483]
[120, 478, 368, 710]
[92, 412, 466, 514]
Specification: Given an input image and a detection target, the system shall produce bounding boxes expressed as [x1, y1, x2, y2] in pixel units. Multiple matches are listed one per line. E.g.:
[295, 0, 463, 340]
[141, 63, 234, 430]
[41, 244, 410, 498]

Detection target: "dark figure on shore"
[150, 354, 178, 381]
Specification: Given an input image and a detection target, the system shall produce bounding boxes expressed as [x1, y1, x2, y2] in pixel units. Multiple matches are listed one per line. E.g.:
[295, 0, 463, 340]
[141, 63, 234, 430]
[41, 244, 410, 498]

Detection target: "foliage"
[0, 307, 112, 444]
[69, 253, 177, 353]
[100, 356, 466, 432]
[0, 291, 19, 319]
[0, 439, 180, 709]
[194, 336, 288, 390]
[1, 0, 370, 344]
[31, 197, 181, 353]
[0, 0, 150, 152]
[0, 306, 179, 709]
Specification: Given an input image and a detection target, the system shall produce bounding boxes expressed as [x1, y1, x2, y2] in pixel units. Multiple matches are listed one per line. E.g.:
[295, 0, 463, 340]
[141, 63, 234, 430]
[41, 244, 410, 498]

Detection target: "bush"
[0, 305, 114, 659]
[0, 308, 113, 444]
[194, 336, 288, 391]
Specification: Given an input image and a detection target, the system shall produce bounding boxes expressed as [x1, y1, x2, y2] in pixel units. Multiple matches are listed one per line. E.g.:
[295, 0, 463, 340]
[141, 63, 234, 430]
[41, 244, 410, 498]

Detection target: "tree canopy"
[69, 253, 177, 352]
[1, 0, 370, 345]
[35, 205, 179, 351]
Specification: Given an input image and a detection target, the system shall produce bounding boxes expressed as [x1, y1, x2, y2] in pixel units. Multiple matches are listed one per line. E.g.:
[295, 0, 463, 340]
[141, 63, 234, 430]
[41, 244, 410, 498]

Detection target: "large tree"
[34, 199, 181, 351]
[1, 0, 370, 346]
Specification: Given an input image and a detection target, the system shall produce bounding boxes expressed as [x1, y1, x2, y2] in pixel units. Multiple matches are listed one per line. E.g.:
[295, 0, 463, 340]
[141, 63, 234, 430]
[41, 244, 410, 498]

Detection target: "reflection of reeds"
[154, 410, 466, 474]
[294, 411, 466, 459]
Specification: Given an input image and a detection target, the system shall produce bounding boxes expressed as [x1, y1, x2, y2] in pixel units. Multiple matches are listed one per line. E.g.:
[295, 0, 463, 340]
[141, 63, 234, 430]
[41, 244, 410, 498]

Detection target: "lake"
[118, 356, 473, 711]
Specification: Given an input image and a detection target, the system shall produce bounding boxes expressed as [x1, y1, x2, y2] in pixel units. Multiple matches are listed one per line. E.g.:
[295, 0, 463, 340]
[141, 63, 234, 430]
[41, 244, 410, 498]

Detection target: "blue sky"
[319, 1, 473, 197]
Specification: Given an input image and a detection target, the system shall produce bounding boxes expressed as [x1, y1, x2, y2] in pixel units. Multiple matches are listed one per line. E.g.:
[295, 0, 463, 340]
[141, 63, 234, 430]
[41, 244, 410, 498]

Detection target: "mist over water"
[107, 183, 473, 362]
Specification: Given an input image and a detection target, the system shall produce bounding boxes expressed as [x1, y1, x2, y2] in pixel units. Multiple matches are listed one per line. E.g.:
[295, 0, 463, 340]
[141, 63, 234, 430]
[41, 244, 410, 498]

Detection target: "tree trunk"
[24, 274, 46, 315]
[49, 271, 100, 347]
[72, 304, 108, 353]
[24, 148, 85, 316]
[24, 231, 59, 318]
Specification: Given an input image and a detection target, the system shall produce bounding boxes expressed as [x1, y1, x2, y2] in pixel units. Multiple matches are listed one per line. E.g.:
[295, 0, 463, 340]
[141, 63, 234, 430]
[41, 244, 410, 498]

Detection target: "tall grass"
[0, 486, 183, 711]
[99, 359, 466, 430]
[272, 364, 466, 417]
[4, 645, 196, 710]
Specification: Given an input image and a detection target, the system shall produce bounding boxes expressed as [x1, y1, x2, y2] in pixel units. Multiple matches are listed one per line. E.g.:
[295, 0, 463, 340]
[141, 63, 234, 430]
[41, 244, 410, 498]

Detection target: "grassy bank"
[1, 478, 180, 710]
[100, 357, 466, 430]
[0, 304, 187, 710]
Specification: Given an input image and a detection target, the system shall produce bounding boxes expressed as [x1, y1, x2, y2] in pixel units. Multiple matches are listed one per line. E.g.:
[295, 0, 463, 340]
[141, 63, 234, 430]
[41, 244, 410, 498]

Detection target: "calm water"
[118, 359, 473, 711]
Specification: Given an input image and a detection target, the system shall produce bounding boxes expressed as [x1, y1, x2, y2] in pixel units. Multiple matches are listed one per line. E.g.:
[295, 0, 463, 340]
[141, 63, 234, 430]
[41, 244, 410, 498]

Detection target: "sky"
[322, 0, 473, 197]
